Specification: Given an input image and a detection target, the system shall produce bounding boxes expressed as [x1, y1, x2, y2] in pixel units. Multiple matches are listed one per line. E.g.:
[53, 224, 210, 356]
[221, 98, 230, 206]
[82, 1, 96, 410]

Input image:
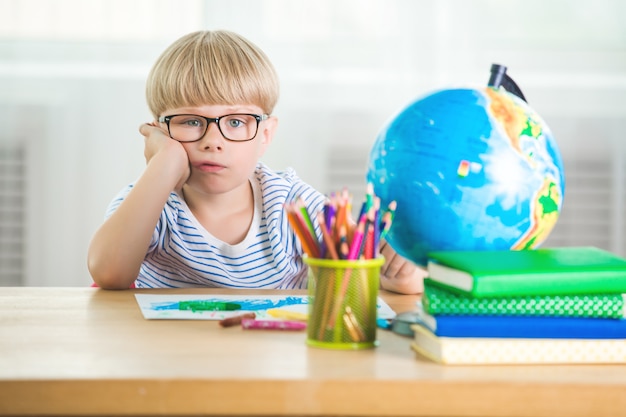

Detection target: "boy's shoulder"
[253, 162, 323, 205]
[254, 162, 300, 186]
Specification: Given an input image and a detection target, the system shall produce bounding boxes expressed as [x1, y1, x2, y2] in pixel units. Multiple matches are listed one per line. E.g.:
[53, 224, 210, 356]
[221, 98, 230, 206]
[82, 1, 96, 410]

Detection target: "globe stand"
[488, 63, 527, 103]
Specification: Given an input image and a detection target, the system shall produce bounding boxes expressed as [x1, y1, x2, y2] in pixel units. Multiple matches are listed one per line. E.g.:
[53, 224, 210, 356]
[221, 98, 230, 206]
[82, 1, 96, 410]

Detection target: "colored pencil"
[347, 215, 366, 261]
[297, 197, 317, 240]
[317, 212, 339, 260]
[285, 204, 320, 258]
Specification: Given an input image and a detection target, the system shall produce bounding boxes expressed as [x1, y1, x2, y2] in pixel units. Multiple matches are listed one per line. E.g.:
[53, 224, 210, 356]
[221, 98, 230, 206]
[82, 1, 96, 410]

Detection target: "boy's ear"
[258, 115, 278, 148]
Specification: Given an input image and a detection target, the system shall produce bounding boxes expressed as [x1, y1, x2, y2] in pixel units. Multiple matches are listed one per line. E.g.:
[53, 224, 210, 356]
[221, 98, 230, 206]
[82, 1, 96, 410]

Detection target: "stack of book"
[410, 246, 626, 365]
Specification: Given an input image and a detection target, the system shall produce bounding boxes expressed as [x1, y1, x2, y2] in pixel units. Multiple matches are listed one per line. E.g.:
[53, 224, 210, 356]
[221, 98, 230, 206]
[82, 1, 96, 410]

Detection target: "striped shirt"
[105, 162, 326, 289]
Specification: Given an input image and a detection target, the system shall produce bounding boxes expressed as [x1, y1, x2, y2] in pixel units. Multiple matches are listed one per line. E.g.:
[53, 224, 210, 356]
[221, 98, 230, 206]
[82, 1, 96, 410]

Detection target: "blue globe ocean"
[367, 86, 565, 266]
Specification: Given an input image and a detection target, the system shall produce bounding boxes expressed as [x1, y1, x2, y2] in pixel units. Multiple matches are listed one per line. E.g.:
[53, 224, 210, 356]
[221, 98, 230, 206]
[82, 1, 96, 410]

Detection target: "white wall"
[1, 0, 625, 286]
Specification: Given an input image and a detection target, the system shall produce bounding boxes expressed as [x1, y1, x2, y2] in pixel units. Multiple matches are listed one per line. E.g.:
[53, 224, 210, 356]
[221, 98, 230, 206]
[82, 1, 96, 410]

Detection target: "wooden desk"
[1, 287, 625, 417]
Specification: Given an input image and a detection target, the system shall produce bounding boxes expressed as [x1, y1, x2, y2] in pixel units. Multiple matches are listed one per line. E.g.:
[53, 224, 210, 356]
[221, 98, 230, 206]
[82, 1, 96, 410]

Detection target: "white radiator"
[0, 143, 25, 286]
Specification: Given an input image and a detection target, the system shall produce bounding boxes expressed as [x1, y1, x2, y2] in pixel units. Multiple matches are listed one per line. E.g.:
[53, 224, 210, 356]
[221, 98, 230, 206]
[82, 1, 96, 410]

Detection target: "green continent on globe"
[484, 88, 562, 251]
[367, 86, 565, 266]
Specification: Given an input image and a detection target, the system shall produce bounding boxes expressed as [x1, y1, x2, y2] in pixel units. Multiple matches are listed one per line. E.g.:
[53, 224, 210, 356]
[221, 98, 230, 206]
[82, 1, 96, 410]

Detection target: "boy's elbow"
[88, 256, 136, 290]
[94, 277, 133, 290]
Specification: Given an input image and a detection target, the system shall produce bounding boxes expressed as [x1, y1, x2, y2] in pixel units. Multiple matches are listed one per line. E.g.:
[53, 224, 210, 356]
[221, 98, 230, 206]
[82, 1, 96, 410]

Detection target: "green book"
[423, 279, 626, 319]
[426, 246, 626, 297]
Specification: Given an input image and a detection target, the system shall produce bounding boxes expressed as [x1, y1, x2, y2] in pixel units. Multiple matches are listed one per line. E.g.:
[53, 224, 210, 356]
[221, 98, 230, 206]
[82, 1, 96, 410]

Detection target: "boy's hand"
[139, 122, 190, 190]
[379, 239, 426, 294]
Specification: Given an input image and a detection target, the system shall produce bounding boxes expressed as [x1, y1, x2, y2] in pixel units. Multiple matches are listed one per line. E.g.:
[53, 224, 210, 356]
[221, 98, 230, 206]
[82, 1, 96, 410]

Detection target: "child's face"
[160, 104, 276, 195]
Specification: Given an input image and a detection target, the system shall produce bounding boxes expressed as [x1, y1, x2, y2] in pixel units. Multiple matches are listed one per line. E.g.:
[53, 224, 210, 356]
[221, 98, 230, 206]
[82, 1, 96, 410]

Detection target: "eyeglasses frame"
[157, 113, 269, 142]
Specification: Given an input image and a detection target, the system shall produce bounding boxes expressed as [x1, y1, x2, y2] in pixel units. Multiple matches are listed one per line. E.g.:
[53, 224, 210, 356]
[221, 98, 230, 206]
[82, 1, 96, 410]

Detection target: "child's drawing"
[135, 294, 396, 320]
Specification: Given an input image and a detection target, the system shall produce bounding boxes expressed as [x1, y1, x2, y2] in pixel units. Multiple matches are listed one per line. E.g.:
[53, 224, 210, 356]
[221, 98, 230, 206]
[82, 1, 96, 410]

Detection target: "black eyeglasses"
[158, 113, 269, 142]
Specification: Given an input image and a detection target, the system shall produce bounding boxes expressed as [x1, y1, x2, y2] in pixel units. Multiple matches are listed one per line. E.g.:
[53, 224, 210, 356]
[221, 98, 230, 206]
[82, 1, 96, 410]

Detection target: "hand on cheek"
[139, 122, 190, 189]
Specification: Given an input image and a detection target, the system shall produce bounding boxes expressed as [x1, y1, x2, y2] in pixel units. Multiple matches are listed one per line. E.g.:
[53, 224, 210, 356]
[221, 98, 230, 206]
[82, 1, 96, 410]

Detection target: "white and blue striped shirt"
[105, 162, 326, 289]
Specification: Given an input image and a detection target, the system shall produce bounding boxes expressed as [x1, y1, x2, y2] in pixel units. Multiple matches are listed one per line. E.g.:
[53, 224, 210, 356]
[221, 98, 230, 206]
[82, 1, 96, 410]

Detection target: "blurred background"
[1, 0, 625, 286]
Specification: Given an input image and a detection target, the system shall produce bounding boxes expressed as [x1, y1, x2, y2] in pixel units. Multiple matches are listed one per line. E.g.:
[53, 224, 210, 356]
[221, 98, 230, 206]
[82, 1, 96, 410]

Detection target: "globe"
[367, 72, 565, 267]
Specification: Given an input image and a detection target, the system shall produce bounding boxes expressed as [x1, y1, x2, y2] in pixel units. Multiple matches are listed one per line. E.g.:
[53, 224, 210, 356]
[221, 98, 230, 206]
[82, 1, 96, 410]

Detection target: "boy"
[87, 30, 424, 294]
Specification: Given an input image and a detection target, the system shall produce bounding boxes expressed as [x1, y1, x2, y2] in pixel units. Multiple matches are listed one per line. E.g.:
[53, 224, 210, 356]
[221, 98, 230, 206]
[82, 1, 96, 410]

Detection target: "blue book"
[415, 303, 626, 339]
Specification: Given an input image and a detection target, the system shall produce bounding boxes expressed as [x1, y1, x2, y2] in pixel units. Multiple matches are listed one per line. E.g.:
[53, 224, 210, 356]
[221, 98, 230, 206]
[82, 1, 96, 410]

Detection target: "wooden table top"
[1, 287, 625, 417]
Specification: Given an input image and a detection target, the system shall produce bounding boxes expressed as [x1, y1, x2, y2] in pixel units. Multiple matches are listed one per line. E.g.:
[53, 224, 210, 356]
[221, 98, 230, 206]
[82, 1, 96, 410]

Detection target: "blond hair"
[146, 30, 279, 118]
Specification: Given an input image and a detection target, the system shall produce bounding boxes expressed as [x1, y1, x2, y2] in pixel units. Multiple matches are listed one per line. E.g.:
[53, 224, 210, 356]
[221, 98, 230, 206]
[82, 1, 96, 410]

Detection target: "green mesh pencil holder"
[303, 256, 384, 350]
